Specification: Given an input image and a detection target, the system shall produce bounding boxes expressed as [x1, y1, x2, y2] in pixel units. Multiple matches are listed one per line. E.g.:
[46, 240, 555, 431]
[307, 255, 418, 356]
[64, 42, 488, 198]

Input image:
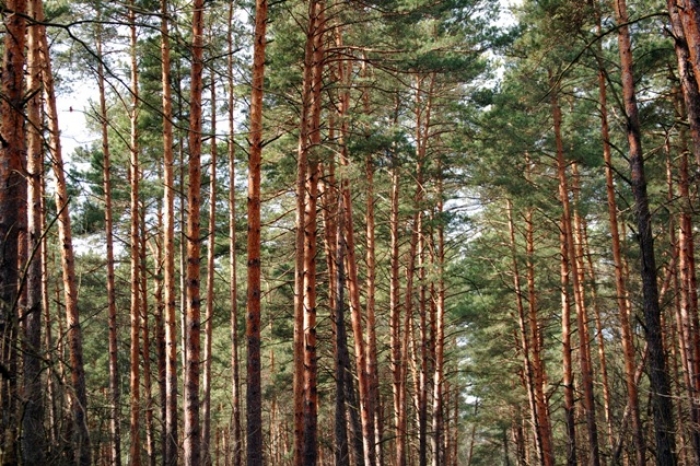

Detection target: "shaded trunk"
[154, 200, 166, 463]
[334, 36, 374, 466]
[0, 1, 26, 463]
[335, 190, 351, 466]
[341, 128, 376, 466]
[23, 1, 46, 462]
[615, 1, 677, 464]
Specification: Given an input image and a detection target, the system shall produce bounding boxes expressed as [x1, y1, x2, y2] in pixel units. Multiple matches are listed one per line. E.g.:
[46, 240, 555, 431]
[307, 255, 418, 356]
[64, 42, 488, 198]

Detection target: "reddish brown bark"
[673, 99, 700, 461]
[302, 2, 324, 463]
[246, 1, 268, 463]
[41, 12, 91, 462]
[295, 1, 321, 461]
[184, 0, 206, 463]
[507, 200, 546, 466]
[341, 113, 377, 466]
[593, 16, 646, 463]
[669, 0, 700, 165]
[0, 1, 26, 462]
[676, 0, 700, 94]
[549, 79, 577, 466]
[332, 38, 365, 465]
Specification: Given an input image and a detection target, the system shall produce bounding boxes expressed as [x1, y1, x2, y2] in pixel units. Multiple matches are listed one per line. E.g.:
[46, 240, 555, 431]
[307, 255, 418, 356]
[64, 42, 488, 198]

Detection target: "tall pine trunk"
[95, 16, 121, 466]
[0, 1, 26, 463]
[161, 0, 179, 463]
[614, 1, 678, 464]
[23, 1, 46, 461]
[42, 12, 91, 463]
[246, 0, 269, 463]
[202, 69, 218, 466]
[184, 0, 206, 462]
[595, 13, 645, 462]
[128, 3, 142, 462]
[227, 1, 243, 463]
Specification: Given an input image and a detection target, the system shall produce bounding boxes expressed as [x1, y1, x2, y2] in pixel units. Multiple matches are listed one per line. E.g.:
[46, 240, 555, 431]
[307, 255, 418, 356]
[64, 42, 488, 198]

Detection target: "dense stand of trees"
[6, 0, 700, 465]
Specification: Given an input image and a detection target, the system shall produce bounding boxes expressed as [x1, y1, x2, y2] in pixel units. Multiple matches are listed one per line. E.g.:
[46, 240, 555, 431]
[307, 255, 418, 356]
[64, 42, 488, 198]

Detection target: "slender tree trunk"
[0, 1, 26, 463]
[556, 171, 577, 466]
[365, 154, 381, 466]
[414, 75, 435, 466]
[334, 46, 375, 466]
[341, 116, 377, 466]
[40, 9, 91, 461]
[140, 212, 155, 466]
[302, 2, 324, 462]
[615, 1, 678, 464]
[666, 140, 696, 466]
[389, 162, 404, 466]
[41, 181, 58, 453]
[227, 1, 243, 463]
[295, 1, 319, 461]
[202, 69, 218, 466]
[577, 206, 614, 453]
[361, 59, 382, 466]
[335, 189, 350, 466]
[570, 164, 603, 466]
[673, 104, 700, 463]
[161, 0, 179, 463]
[524, 200, 554, 466]
[550, 72, 602, 466]
[507, 201, 544, 466]
[247, 0, 268, 463]
[128, 3, 143, 462]
[23, 1, 46, 462]
[430, 175, 446, 466]
[184, 0, 206, 462]
[155, 199, 167, 463]
[595, 14, 645, 463]
[95, 16, 122, 466]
